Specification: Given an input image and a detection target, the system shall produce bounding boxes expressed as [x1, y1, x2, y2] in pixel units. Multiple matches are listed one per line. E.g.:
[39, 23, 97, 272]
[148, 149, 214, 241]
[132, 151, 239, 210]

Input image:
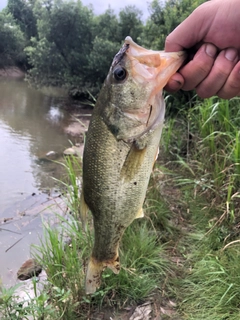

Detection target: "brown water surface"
[0, 79, 90, 287]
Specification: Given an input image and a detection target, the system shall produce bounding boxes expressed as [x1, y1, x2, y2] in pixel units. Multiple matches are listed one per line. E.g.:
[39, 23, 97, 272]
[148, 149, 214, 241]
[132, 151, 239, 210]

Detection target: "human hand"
[164, 0, 240, 99]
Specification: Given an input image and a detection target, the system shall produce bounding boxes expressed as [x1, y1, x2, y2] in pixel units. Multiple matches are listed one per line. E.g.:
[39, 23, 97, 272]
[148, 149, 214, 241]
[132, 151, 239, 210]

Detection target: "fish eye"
[113, 67, 127, 81]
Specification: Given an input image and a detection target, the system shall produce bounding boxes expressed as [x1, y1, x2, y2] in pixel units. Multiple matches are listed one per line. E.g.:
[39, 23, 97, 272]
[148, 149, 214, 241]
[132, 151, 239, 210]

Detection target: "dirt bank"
[0, 67, 25, 79]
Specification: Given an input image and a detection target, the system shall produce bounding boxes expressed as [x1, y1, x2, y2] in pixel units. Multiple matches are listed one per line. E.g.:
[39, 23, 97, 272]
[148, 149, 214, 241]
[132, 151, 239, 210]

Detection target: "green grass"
[1, 96, 240, 319]
[161, 96, 240, 319]
[0, 154, 175, 319]
[175, 200, 240, 320]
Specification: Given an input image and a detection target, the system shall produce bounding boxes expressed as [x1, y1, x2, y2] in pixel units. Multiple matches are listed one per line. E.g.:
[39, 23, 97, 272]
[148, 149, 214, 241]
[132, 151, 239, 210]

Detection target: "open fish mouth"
[124, 36, 185, 86]
[112, 37, 186, 139]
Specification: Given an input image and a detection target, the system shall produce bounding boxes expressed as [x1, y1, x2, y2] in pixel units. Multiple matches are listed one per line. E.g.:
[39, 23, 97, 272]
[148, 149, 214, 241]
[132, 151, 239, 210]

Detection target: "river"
[0, 78, 91, 287]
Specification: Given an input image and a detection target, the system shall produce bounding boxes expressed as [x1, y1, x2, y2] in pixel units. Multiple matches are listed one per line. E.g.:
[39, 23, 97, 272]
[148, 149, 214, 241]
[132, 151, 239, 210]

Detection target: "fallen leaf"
[129, 302, 152, 320]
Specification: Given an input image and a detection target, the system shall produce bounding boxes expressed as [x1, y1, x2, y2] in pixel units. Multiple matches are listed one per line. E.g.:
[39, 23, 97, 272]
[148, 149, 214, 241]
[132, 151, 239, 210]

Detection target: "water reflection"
[0, 121, 36, 213]
[46, 105, 65, 124]
[0, 79, 91, 286]
[0, 79, 89, 216]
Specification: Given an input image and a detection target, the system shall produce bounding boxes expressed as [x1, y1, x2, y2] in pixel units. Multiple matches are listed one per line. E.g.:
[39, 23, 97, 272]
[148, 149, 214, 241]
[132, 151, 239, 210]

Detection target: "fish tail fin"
[85, 257, 104, 294]
[79, 190, 89, 231]
[85, 255, 121, 294]
[105, 255, 121, 274]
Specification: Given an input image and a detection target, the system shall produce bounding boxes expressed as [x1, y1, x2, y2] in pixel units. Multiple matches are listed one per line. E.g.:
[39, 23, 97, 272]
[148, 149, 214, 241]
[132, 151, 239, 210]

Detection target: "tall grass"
[161, 96, 240, 319]
[167, 97, 240, 220]
[0, 154, 176, 319]
[1, 97, 240, 319]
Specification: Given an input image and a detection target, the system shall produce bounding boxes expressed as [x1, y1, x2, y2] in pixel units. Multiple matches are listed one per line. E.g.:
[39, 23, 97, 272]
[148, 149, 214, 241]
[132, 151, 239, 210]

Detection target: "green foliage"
[1, 0, 207, 98]
[0, 11, 26, 68]
[177, 204, 240, 320]
[188, 97, 240, 192]
[86, 37, 120, 87]
[0, 281, 58, 319]
[158, 95, 240, 318]
[143, 0, 205, 50]
[25, 0, 95, 91]
[92, 8, 119, 41]
[7, 0, 37, 41]
[118, 5, 143, 42]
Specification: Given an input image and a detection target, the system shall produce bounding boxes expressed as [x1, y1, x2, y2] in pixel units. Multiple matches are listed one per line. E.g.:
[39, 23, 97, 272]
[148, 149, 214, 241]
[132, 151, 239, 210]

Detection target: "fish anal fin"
[135, 207, 144, 219]
[79, 190, 89, 231]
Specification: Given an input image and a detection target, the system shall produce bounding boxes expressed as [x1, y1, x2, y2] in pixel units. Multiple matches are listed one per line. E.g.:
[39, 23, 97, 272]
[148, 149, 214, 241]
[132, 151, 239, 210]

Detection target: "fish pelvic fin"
[85, 256, 121, 294]
[79, 190, 89, 231]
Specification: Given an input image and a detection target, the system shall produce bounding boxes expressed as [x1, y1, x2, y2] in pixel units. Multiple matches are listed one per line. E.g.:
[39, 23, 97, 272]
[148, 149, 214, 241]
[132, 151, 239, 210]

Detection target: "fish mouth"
[124, 36, 186, 86]
[123, 37, 186, 131]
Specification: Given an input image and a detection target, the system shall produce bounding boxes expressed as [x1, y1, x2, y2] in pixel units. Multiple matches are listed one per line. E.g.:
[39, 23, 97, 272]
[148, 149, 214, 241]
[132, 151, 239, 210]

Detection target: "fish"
[80, 36, 185, 294]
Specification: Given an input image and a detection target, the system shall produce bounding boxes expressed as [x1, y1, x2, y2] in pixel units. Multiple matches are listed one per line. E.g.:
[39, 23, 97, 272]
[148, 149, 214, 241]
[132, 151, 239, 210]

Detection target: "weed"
[2, 96, 240, 319]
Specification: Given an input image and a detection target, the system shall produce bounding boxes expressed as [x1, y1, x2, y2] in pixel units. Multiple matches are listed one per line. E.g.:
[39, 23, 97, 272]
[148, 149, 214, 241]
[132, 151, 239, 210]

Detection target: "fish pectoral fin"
[121, 143, 147, 181]
[135, 207, 144, 219]
[79, 190, 89, 231]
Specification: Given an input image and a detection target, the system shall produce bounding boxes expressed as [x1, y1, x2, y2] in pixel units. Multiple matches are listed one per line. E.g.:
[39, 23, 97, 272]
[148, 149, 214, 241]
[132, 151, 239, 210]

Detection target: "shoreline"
[0, 67, 25, 79]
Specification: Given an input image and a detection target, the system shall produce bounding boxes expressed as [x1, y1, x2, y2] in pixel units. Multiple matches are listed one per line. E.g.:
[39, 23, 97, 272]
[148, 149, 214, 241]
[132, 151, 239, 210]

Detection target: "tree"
[92, 8, 119, 43]
[7, 0, 37, 41]
[0, 11, 26, 68]
[26, 0, 94, 90]
[118, 6, 143, 43]
[142, 0, 206, 49]
[86, 37, 120, 89]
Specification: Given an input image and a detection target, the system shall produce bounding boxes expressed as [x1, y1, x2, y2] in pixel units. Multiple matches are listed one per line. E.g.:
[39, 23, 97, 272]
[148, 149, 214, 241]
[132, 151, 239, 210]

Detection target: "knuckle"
[194, 60, 212, 77]
[214, 64, 232, 78]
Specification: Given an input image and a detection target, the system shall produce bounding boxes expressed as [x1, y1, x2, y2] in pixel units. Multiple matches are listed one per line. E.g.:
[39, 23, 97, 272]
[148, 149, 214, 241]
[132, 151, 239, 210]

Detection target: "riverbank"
[1, 94, 240, 319]
[0, 78, 91, 290]
[0, 67, 25, 79]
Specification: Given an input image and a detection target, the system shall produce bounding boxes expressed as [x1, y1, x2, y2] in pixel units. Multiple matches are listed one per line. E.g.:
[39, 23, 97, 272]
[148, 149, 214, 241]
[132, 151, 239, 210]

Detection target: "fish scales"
[80, 37, 186, 294]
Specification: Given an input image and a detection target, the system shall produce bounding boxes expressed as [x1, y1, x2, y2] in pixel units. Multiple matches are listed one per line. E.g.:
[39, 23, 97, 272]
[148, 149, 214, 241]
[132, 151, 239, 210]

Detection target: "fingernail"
[205, 43, 217, 57]
[225, 48, 238, 61]
[173, 79, 182, 86]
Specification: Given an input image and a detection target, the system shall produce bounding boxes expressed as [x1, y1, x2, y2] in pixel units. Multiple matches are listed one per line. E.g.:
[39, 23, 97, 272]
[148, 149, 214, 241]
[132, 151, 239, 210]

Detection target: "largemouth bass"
[80, 37, 185, 294]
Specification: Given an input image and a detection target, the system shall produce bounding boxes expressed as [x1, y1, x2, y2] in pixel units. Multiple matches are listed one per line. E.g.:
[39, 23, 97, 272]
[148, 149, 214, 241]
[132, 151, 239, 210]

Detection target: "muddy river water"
[0, 78, 90, 288]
